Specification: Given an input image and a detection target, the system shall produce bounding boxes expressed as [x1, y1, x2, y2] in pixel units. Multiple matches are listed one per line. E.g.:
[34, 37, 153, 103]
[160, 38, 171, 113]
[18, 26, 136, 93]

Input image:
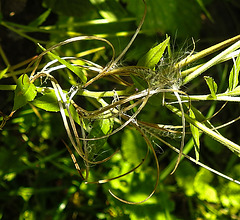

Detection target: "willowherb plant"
[2, 0, 240, 204]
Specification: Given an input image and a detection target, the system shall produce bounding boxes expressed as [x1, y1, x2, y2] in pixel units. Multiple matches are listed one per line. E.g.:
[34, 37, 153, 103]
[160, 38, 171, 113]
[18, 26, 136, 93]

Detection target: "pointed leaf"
[204, 76, 218, 98]
[229, 54, 240, 91]
[227, 85, 240, 96]
[38, 44, 87, 83]
[29, 9, 51, 27]
[189, 108, 200, 161]
[137, 37, 170, 69]
[47, 51, 87, 83]
[130, 74, 148, 91]
[0, 66, 9, 79]
[13, 74, 37, 111]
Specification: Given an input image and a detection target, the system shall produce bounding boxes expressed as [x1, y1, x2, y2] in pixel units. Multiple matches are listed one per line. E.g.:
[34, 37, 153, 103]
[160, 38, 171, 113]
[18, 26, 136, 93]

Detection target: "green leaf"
[32, 88, 81, 124]
[186, 104, 213, 130]
[31, 89, 60, 112]
[13, 74, 37, 111]
[137, 37, 170, 69]
[226, 85, 240, 96]
[229, 54, 240, 91]
[220, 164, 240, 213]
[121, 129, 148, 167]
[124, 0, 202, 38]
[189, 108, 200, 161]
[0, 66, 9, 79]
[175, 161, 197, 196]
[67, 104, 80, 125]
[43, 0, 95, 18]
[38, 44, 87, 83]
[204, 76, 218, 98]
[194, 168, 219, 203]
[29, 9, 51, 27]
[195, 0, 213, 22]
[86, 118, 113, 161]
[130, 74, 148, 91]
[47, 51, 87, 83]
[89, 0, 127, 20]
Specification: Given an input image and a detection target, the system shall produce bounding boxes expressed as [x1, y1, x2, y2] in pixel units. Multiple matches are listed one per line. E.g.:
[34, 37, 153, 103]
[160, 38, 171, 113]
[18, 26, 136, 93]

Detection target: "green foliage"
[137, 37, 170, 69]
[121, 129, 148, 166]
[229, 54, 240, 91]
[123, 0, 202, 37]
[189, 108, 200, 161]
[204, 76, 218, 98]
[43, 0, 95, 18]
[29, 9, 52, 27]
[32, 88, 60, 112]
[1, 0, 240, 219]
[13, 75, 37, 111]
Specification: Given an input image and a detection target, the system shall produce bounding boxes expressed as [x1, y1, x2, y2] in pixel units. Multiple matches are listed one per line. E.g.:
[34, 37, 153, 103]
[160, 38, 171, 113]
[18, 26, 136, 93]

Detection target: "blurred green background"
[1, 0, 240, 219]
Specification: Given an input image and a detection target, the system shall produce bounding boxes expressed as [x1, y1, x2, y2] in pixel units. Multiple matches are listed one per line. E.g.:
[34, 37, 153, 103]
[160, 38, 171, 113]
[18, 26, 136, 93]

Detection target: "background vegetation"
[1, 0, 240, 219]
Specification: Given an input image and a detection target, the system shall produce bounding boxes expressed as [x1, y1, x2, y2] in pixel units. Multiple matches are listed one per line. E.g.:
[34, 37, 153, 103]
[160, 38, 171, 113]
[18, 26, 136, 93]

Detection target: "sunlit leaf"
[46, 50, 87, 83]
[0, 66, 9, 79]
[228, 54, 240, 91]
[89, 0, 127, 20]
[220, 164, 240, 214]
[137, 37, 170, 69]
[13, 74, 37, 111]
[194, 168, 219, 203]
[32, 89, 80, 124]
[189, 108, 200, 161]
[204, 76, 218, 98]
[121, 129, 148, 167]
[31, 89, 59, 112]
[67, 104, 80, 125]
[226, 85, 240, 96]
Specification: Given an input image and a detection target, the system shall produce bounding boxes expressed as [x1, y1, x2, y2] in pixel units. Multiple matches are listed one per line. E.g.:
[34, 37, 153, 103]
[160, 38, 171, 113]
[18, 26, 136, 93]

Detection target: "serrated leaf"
[13, 74, 37, 111]
[204, 76, 217, 98]
[229, 54, 240, 91]
[137, 37, 170, 69]
[189, 108, 200, 161]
